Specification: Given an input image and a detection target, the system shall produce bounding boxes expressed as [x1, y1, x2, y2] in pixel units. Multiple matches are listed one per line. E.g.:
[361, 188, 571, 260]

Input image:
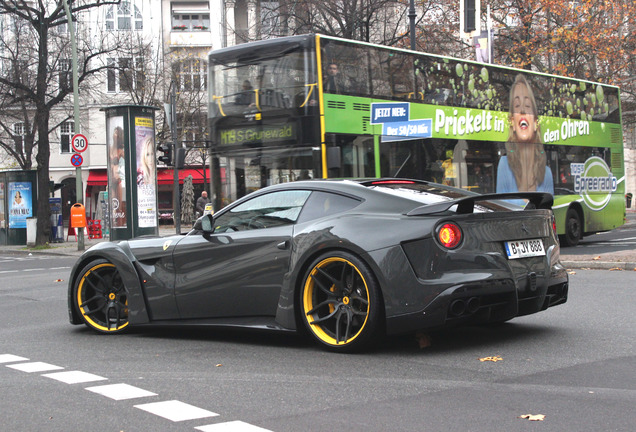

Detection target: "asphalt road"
[1, 255, 635, 432]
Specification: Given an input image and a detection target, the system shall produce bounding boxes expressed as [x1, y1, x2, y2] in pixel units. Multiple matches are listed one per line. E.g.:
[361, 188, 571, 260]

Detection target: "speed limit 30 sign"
[71, 133, 88, 153]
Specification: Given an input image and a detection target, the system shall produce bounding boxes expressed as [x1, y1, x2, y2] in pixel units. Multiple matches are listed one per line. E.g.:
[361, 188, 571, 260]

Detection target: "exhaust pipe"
[466, 297, 480, 314]
[449, 299, 466, 317]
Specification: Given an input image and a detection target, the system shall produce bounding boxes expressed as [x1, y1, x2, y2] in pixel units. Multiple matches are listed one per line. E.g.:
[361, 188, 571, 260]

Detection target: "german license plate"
[504, 239, 545, 259]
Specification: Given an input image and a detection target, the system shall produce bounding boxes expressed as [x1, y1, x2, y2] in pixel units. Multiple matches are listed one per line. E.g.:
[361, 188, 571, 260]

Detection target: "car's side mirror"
[194, 214, 214, 233]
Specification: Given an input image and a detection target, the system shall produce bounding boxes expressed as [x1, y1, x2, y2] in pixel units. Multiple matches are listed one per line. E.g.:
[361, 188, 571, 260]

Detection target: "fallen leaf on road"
[519, 414, 545, 421]
[567, 270, 576, 275]
[593, 256, 601, 260]
[54, 279, 64, 282]
[415, 331, 432, 349]
[215, 364, 223, 367]
[609, 267, 623, 271]
[479, 355, 502, 362]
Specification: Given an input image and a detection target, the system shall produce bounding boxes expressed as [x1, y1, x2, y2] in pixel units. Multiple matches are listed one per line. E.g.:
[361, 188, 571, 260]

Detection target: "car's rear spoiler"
[406, 192, 554, 216]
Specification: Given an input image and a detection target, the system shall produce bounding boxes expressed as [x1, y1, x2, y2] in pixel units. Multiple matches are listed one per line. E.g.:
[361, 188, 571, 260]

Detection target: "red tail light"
[438, 222, 462, 249]
[551, 214, 557, 234]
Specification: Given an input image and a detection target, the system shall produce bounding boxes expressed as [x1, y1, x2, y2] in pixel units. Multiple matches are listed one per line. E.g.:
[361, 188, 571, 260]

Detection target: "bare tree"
[167, 49, 209, 186]
[0, 0, 120, 245]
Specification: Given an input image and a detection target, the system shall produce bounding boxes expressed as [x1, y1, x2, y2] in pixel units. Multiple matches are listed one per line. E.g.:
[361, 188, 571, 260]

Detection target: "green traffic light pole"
[63, 0, 84, 251]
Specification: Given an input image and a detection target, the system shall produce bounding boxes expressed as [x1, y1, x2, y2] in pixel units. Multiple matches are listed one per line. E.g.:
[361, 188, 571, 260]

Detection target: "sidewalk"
[2, 213, 635, 270]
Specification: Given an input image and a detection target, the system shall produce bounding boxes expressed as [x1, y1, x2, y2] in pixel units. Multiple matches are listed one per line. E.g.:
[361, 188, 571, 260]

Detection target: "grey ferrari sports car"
[68, 179, 568, 352]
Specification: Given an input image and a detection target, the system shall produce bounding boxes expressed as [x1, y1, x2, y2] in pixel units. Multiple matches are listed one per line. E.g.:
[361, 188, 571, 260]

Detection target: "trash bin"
[26, 217, 37, 246]
[627, 193, 633, 209]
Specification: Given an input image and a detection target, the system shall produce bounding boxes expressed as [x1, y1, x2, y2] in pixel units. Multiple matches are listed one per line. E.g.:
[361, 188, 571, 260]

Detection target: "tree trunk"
[35, 113, 51, 246]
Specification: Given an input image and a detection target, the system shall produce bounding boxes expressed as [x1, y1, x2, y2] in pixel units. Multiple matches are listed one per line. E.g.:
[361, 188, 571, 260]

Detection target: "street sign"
[71, 133, 88, 153]
[70, 153, 83, 167]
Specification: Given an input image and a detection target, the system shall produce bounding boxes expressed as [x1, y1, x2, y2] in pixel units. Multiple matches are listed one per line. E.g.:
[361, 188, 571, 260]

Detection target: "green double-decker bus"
[208, 34, 625, 245]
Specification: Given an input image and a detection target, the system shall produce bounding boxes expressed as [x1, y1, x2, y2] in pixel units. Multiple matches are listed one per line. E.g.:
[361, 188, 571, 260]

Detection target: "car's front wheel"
[300, 252, 383, 352]
[72, 259, 129, 334]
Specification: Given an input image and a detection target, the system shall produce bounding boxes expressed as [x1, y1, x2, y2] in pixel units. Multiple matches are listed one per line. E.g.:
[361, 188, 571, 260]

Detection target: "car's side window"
[214, 190, 311, 232]
[296, 191, 361, 224]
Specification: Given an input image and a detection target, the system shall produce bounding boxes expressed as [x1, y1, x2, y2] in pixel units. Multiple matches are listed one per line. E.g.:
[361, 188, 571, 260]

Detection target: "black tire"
[72, 259, 129, 334]
[562, 208, 582, 247]
[300, 251, 383, 352]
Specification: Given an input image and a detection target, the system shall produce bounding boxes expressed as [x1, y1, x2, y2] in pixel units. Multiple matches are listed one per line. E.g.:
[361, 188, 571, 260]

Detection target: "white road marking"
[196, 421, 274, 432]
[86, 383, 157, 400]
[4, 354, 273, 430]
[0, 354, 29, 363]
[134, 400, 219, 422]
[0, 266, 70, 274]
[6, 361, 64, 373]
[43, 370, 107, 384]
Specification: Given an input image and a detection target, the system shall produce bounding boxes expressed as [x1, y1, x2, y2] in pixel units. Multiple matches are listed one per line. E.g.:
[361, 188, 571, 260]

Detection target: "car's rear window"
[297, 191, 361, 223]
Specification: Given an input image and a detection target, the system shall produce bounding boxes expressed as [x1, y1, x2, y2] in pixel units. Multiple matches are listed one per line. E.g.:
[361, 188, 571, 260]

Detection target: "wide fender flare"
[67, 242, 149, 325]
[275, 233, 393, 330]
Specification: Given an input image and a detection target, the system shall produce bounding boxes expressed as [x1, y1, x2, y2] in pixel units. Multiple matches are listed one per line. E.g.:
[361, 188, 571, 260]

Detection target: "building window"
[13, 122, 25, 148]
[179, 115, 208, 145]
[12, 60, 28, 85]
[60, 121, 75, 153]
[59, 59, 72, 92]
[105, 0, 143, 31]
[171, 3, 209, 31]
[107, 57, 144, 93]
[173, 59, 207, 91]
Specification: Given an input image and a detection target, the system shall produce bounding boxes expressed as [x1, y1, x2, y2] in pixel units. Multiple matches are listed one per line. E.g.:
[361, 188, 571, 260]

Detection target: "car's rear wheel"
[300, 252, 382, 352]
[73, 259, 129, 334]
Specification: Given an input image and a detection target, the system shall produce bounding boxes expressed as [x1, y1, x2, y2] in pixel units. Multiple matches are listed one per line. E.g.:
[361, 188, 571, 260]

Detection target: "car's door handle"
[277, 241, 289, 250]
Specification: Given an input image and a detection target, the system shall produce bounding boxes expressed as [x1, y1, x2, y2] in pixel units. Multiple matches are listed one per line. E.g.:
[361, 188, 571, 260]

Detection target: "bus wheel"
[562, 208, 582, 247]
[300, 252, 383, 352]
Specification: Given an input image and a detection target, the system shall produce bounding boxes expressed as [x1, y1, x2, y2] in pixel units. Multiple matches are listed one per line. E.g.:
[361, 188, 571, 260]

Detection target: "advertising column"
[103, 105, 159, 240]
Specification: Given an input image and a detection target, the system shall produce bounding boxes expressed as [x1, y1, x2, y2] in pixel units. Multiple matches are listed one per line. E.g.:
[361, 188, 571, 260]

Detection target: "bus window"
[326, 134, 375, 178]
[321, 41, 370, 96]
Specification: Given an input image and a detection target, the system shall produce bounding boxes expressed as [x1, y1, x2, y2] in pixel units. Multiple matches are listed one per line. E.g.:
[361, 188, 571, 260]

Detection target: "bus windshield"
[209, 47, 317, 117]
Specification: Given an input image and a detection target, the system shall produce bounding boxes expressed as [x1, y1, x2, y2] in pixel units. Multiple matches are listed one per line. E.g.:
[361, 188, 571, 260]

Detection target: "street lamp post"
[62, 0, 84, 251]
[408, 0, 416, 51]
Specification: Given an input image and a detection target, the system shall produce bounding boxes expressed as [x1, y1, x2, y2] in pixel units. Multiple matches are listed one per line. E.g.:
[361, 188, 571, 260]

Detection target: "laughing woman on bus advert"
[497, 74, 553, 195]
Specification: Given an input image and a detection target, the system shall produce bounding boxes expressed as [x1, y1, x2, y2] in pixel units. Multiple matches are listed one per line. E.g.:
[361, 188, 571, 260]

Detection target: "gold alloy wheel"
[302, 255, 376, 349]
[75, 261, 129, 333]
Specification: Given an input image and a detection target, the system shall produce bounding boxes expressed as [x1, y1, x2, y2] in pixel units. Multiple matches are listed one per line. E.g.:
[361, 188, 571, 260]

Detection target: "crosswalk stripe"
[134, 400, 219, 422]
[196, 421, 273, 432]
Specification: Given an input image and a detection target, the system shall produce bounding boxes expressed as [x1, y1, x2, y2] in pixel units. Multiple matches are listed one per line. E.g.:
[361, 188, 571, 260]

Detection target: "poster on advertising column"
[0, 182, 5, 229]
[135, 116, 157, 228]
[8, 182, 33, 228]
[107, 115, 127, 228]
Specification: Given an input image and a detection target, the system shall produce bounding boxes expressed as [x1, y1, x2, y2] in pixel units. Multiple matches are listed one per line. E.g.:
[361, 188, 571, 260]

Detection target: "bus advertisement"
[208, 34, 625, 245]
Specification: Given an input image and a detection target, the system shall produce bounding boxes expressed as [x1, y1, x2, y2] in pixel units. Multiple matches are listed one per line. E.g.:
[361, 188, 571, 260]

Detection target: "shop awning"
[158, 168, 210, 185]
[87, 169, 108, 186]
[87, 168, 210, 186]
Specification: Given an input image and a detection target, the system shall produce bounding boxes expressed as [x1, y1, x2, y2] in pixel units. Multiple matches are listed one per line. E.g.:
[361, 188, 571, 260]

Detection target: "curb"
[561, 260, 636, 271]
